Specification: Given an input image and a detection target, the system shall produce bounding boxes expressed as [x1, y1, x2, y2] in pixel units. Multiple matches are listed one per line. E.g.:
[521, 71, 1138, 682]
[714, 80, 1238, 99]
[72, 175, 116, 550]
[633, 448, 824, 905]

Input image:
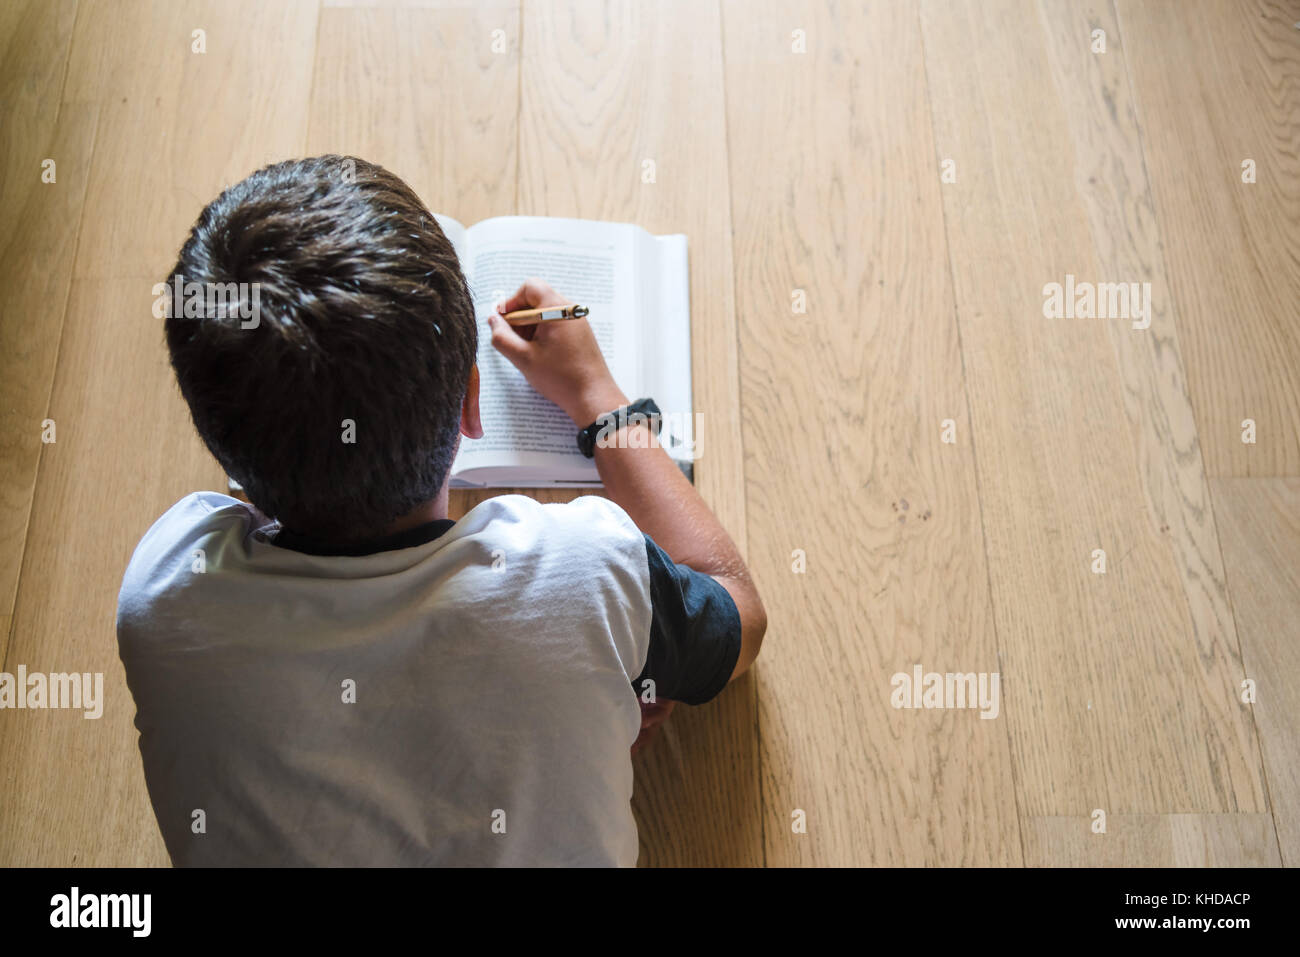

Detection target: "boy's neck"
[381, 487, 449, 537]
[266, 484, 450, 550]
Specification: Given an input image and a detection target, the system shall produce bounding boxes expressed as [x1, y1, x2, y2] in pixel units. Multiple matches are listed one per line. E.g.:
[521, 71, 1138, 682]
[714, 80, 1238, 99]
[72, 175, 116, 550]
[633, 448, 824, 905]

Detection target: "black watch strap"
[577, 398, 661, 458]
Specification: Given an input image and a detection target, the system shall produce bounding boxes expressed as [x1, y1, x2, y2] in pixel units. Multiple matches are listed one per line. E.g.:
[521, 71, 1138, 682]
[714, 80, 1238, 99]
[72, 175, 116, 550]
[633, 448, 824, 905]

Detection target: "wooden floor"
[1, 0, 1297, 867]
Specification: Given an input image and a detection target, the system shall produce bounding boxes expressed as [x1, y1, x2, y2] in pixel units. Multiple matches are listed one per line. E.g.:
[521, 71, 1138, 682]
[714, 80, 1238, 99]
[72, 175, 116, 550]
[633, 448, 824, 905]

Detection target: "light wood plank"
[522, 0, 760, 866]
[920, 0, 1267, 832]
[0, 98, 97, 661]
[1212, 477, 1300, 865]
[0, 0, 78, 254]
[0, 0, 81, 654]
[64, 0, 321, 280]
[1026, 813, 1280, 866]
[0, 0, 320, 866]
[1119, 0, 1300, 476]
[306, 0, 518, 228]
[1034, 0, 1266, 824]
[1036, 0, 1245, 730]
[723, 0, 1022, 865]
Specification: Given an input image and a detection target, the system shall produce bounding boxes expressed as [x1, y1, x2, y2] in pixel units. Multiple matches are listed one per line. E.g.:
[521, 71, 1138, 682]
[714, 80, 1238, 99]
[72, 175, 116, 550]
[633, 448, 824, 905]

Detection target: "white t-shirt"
[116, 492, 670, 866]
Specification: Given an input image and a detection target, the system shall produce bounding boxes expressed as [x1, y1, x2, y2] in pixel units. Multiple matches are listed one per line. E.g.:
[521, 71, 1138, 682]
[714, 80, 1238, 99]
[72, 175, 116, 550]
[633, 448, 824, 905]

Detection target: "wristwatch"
[577, 397, 662, 458]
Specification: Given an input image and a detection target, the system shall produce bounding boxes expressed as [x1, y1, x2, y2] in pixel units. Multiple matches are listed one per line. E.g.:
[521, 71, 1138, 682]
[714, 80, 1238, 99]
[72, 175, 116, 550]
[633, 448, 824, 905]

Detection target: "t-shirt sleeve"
[632, 533, 743, 706]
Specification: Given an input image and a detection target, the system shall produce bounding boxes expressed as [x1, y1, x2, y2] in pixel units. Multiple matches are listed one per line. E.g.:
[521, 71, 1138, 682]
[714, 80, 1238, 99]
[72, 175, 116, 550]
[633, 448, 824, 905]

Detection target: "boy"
[116, 156, 766, 866]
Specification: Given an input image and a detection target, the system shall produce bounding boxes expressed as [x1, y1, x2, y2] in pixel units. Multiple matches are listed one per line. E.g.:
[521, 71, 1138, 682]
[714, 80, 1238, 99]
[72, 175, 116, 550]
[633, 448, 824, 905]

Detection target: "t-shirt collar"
[268, 517, 456, 557]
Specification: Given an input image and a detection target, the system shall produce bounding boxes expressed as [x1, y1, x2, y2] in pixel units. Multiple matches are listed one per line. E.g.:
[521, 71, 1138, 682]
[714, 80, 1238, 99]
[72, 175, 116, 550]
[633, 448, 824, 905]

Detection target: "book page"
[636, 230, 693, 470]
[452, 216, 642, 483]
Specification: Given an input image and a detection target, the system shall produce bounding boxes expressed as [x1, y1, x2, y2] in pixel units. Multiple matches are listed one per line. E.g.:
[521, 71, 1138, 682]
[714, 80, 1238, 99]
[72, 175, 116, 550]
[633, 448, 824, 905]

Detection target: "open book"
[434, 214, 694, 488]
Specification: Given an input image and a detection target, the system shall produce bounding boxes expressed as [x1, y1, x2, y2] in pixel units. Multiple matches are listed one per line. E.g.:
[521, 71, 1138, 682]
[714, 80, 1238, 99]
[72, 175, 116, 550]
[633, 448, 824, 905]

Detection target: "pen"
[501, 304, 589, 325]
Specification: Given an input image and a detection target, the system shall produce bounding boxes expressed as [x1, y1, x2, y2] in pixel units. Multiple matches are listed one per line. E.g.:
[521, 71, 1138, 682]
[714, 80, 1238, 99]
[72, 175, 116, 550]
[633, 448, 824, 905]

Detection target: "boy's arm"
[488, 279, 766, 682]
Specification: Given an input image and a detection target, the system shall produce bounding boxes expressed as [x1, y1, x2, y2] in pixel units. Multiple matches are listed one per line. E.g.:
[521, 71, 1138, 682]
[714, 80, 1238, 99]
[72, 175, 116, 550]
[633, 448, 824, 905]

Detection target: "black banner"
[0, 866, 1281, 943]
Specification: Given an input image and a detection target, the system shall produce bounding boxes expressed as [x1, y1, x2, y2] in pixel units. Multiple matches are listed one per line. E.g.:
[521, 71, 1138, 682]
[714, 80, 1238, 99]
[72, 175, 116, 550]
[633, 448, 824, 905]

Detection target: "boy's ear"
[461, 364, 483, 439]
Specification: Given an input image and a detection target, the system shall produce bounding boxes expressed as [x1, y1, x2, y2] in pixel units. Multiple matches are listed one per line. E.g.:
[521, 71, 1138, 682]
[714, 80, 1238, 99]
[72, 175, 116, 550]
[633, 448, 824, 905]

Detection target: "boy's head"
[164, 156, 477, 544]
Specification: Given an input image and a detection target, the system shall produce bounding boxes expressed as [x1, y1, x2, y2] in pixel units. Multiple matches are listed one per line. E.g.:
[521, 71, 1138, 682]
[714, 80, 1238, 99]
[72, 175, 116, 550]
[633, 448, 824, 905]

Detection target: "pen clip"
[539, 305, 589, 321]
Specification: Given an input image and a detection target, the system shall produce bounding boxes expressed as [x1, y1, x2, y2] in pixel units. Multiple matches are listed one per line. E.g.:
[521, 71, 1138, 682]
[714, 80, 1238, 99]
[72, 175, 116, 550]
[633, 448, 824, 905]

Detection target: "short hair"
[163, 155, 477, 543]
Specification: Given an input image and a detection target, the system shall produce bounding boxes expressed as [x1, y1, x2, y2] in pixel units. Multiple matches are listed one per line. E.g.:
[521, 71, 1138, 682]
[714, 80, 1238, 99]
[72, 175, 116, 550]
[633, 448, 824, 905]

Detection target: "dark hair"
[163, 155, 476, 543]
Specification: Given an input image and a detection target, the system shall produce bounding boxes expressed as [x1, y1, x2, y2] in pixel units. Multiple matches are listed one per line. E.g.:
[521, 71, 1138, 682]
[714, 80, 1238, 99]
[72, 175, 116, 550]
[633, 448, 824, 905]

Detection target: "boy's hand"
[487, 278, 629, 426]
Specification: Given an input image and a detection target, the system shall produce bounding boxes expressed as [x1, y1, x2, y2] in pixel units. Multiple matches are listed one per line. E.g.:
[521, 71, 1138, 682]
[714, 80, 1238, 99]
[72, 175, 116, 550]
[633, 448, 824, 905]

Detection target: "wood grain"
[1212, 477, 1300, 865]
[1036, 0, 1267, 813]
[920, 0, 1267, 835]
[0, 93, 96, 659]
[64, 0, 321, 280]
[1119, 0, 1300, 476]
[0, 0, 81, 656]
[306, 0, 519, 227]
[723, 0, 1022, 865]
[1026, 813, 1280, 866]
[0, 0, 78, 255]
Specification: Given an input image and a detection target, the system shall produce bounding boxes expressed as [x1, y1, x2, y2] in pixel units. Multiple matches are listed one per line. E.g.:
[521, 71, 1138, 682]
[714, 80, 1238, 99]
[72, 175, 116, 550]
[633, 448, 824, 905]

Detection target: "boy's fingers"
[518, 277, 555, 307]
[487, 312, 531, 365]
[501, 278, 567, 314]
[499, 291, 529, 315]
